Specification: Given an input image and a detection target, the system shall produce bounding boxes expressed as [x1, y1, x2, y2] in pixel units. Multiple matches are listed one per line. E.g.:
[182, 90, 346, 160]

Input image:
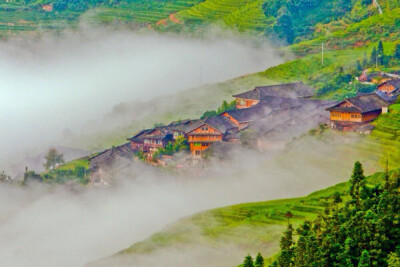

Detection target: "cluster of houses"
[328, 72, 400, 131]
[88, 76, 400, 185]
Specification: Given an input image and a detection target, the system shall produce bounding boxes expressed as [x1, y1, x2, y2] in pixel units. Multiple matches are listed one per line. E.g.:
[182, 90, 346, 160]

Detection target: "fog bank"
[0, 133, 378, 267]
[0, 29, 281, 172]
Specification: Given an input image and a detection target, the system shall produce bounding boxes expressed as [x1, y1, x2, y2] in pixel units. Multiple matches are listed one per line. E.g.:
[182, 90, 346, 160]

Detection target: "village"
[88, 71, 400, 185]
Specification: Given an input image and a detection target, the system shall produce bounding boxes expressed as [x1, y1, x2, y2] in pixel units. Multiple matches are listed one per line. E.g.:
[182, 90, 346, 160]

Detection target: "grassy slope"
[357, 103, 400, 169]
[118, 169, 385, 260]
[291, 6, 400, 54]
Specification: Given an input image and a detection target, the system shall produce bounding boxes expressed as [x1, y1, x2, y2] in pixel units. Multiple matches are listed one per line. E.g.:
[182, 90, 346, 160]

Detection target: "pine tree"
[332, 191, 343, 210]
[394, 43, 400, 60]
[255, 252, 264, 267]
[243, 254, 254, 267]
[358, 250, 371, 267]
[349, 161, 366, 207]
[370, 47, 377, 65]
[362, 52, 368, 68]
[377, 40, 384, 56]
[377, 41, 385, 65]
[278, 224, 294, 267]
[356, 60, 363, 72]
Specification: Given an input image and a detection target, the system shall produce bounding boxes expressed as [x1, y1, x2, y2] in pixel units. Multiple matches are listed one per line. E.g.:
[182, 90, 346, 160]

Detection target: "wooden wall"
[235, 98, 259, 109]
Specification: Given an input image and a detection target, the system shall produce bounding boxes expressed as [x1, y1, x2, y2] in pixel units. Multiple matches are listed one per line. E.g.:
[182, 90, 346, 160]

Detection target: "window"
[351, 114, 361, 119]
[205, 127, 208, 131]
[332, 113, 341, 117]
[195, 151, 201, 155]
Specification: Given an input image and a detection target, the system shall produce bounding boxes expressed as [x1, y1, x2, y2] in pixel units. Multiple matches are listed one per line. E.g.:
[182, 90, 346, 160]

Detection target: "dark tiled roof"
[167, 119, 203, 134]
[384, 79, 400, 89]
[326, 93, 392, 113]
[233, 82, 314, 100]
[223, 106, 266, 123]
[204, 116, 237, 133]
[168, 119, 191, 127]
[89, 143, 133, 169]
[233, 89, 260, 100]
[128, 129, 153, 142]
[144, 134, 173, 141]
[186, 116, 237, 135]
[223, 97, 331, 123]
[327, 107, 361, 113]
[257, 82, 314, 99]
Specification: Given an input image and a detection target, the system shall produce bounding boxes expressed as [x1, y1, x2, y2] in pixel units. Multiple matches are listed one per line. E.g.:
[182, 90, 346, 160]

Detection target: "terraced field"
[175, 0, 269, 32]
[366, 103, 400, 168]
[0, 4, 80, 37]
[88, 0, 203, 25]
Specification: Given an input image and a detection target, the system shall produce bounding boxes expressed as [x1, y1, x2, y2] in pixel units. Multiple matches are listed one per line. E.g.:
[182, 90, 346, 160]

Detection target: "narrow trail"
[373, 0, 383, 15]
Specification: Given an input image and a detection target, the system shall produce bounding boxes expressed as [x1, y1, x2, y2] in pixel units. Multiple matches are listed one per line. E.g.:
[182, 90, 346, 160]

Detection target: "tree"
[43, 148, 65, 172]
[332, 191, 343, 210]
[377, 40, 384, 56]
[358, 250, 371, 267]
[387, 252, 400, 267]
[273, 6, 295, 44]
[243, 254, 254, 267]
[284, 211, 293, 224]
[356, 60, 363, 72]
[370, 47, 377, 66]
[377, 40, 384, 57]
[255, 252, 264, 267]
[278, 224, 294, 267]
[362, 52, 368, 68]
[394, 43, 400, 60]
[349, 161, 366, 207]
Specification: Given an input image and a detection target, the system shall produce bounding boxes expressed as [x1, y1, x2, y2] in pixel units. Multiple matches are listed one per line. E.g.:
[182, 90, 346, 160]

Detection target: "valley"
[1, 0, 400, 266]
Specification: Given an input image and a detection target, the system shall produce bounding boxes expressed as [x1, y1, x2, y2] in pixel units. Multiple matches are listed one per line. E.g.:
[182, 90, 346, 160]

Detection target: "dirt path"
[373, 0, 383, 14]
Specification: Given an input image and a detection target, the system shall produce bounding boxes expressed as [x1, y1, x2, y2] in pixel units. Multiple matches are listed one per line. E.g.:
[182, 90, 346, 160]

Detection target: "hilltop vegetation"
[253, 162, 400, 267]
[2, 0, 399, 47]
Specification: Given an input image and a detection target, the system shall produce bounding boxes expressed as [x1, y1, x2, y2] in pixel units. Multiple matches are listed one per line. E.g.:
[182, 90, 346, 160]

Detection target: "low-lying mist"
[0, 131, 378, 267]
[0, 28, 282, 173]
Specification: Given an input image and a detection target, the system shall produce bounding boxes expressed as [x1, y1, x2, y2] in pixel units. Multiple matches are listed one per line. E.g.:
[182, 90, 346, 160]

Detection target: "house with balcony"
[326, 92, 394, 131]
[186, 116, 237, 156]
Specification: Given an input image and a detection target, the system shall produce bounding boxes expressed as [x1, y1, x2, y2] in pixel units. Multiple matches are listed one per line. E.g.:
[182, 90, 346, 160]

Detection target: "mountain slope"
[93, 166, 386, 266]
[2, 0, 398, 45]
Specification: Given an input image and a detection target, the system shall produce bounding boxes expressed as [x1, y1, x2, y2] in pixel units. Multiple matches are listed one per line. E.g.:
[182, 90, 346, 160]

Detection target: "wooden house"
[128, 129, 153, 151]
[359, 71, 394, 84]
[89, 143, 133, 185]
[141, 128, 173, 156]
[326, 93, 393, 131]
[377, 79, 400, 97]
[233, 82, 314, 109]
[166, 119, 201, 139]
[186, 116, 237, 156]
[128, 128, 173, 157]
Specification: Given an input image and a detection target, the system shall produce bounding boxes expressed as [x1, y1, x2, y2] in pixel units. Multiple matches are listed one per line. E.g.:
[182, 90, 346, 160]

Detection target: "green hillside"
[2, 0, 399, 45]
[360, 103, 400, 169]
[112, 167, 387, 264]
